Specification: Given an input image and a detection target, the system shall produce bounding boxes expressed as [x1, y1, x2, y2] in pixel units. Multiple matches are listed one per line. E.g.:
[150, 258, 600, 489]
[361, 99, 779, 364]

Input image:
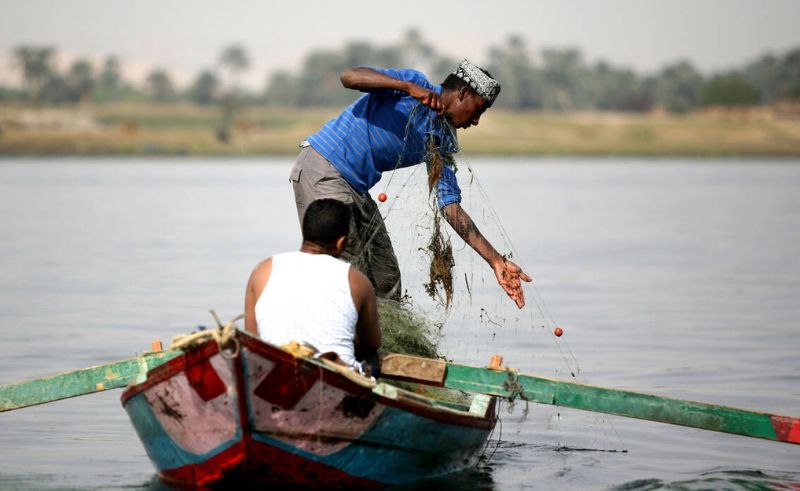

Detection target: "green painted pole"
[0, 351, 180, 412]
[444, 364, 800, 445]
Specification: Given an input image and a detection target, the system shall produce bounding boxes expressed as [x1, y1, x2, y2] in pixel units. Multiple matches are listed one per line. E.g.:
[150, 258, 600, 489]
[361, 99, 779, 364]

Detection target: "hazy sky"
[2, 0, 799, 88]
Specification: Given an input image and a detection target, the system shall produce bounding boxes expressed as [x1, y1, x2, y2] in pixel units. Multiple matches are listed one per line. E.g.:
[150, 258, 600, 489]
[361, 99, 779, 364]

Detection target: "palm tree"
[145, 69, 176, 102]
[96, 56, 123, 100]
[66, 59, 95, 102]
[216, 45, 251, 141]
[218, 44, 250, 94]
[401, 28, 434, 71]
[12, 46, 55, 103]
[190, 70, 220, 105]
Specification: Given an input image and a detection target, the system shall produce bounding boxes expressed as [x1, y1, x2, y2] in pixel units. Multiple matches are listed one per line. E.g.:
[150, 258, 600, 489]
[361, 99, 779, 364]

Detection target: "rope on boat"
[168, 312, 375, 388]
[502, 370, 529, 403]
[279, 340, 317, 358]
[170, 311, 244, 358]
[487, 363, 532, 411]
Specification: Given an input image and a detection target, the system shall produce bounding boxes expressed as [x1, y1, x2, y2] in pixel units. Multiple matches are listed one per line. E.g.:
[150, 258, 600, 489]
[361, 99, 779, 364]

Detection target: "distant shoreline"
[1, 103, 799, 157]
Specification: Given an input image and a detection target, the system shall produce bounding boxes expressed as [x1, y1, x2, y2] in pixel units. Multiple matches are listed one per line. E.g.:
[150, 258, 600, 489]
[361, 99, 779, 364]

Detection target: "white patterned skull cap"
[452, 59, 501, 106]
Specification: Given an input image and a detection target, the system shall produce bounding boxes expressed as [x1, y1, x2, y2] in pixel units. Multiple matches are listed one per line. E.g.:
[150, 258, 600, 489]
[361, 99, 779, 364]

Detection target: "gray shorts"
[290, 145, 401, 299]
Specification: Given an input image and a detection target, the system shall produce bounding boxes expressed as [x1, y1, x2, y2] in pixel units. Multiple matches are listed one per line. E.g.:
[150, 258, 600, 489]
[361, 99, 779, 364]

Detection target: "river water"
[0, 157, 798, 490]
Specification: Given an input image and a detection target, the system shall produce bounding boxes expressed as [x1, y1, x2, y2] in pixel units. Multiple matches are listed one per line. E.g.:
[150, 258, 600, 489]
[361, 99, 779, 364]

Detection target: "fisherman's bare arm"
[441, 203, 532, 308]
[244, 258, 273, 336]
[349, 266, 381, 351]
[340, 67, 443, 114]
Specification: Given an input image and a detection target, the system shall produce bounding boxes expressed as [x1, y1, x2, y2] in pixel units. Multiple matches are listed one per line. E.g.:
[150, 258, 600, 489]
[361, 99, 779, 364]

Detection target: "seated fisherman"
[244, 198, 381, 369]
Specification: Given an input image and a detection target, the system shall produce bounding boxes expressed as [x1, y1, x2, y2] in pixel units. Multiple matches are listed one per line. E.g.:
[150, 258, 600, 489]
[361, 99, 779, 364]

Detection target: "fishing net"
[368, 105, 542, 367]
[370, 120, 628, 453]
[377, 298, 440, 358]
[376, 149, 518, 366]
[334, 98, 627, 455]
[420, 138, 459, 310]
[372, 134, 452, 358]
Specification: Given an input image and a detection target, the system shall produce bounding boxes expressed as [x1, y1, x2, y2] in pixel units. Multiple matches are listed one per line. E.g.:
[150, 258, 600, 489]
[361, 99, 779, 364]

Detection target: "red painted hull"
[122, 332, 497, 488]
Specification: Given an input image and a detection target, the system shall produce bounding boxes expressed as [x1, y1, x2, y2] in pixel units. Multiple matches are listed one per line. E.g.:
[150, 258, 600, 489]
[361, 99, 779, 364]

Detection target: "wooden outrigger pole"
[443, 363, 800, 445]
[0, 350, 180, 412]
[2, 347, 798, 447]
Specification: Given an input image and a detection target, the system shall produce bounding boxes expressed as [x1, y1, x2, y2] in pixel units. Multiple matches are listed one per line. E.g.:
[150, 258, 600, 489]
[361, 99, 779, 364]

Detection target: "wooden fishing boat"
[2, 326, 797, 489]
[120, 330, 497, 488]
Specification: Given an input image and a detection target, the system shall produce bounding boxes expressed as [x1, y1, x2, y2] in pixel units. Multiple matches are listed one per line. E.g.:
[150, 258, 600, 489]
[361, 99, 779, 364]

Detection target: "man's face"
[447, 88, 488, 129]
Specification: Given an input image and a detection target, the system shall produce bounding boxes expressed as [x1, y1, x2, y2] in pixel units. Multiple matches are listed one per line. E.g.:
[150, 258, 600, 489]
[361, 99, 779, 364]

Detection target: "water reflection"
[389, 459, 497, 491]
[612, 469, 800, 491]
[128, 464, 497, 491]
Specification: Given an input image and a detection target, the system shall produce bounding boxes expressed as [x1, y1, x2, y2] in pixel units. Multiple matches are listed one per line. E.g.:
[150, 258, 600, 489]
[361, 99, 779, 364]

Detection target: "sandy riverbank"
[1, 103, 799, 157]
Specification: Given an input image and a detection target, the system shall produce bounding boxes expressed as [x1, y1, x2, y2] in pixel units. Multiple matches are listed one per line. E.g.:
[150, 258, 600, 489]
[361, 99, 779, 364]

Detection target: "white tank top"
[254, 251, 358, 366]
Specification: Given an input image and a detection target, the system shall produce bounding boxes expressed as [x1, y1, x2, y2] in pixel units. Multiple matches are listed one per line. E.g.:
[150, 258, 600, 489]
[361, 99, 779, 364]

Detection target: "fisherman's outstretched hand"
[492, 258, 532, 309]
[408, 85, 444, 115]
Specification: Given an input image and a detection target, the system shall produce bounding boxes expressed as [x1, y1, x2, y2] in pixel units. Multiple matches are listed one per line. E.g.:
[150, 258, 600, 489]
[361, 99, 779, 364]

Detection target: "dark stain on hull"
[336, 396, 375, 419]
[157, 394, 185, 421]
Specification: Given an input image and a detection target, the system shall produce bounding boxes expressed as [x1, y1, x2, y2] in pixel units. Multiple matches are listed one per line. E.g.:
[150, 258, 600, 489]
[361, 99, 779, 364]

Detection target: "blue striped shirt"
[307, 68, 461, 207]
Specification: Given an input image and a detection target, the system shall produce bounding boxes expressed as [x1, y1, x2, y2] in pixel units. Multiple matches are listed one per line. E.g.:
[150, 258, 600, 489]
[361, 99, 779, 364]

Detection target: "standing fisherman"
[290, 60, 531, 308]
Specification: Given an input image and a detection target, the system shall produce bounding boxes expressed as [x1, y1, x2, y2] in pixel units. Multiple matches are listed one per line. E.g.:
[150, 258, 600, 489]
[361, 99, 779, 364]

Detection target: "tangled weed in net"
[377, 298, 441, 358]
[427, 139, 444, 194]
[423, 210, 455, 309]
[423, 137, 456, 309]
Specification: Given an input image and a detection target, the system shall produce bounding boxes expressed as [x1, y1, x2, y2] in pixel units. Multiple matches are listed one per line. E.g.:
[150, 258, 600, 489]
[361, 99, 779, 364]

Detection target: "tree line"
[485, 36, 799, 112]
[6, 44, 252, 106]
[5, 29, 800, 112]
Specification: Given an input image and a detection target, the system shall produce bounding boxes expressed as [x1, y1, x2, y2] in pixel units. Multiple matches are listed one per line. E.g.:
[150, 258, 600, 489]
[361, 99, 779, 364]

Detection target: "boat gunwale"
[121, 332, 497, 430]
[120, 339, 220, 405]
[241, 334, 497, 430]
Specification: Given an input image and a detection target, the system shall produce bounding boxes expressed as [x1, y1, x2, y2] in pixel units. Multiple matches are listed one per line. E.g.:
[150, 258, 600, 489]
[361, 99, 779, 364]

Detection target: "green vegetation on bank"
[6, 29, 800, 113]
[1, 102, 799, 157]
[5, 28, 799, 157]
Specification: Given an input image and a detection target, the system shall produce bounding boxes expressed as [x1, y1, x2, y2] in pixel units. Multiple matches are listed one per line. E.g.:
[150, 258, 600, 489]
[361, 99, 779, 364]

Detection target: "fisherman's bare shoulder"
[348, 266, 375, 298]
[249, 257, 274, 287]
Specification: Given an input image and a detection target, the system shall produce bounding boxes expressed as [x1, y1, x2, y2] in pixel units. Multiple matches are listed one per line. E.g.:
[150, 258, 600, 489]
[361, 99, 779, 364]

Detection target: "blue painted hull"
[122, 333, 497, 488]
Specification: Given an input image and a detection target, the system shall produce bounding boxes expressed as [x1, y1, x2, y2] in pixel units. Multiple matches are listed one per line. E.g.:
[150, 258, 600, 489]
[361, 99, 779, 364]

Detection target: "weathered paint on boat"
[121, 333, 497, 488]
[0, 351, 180, 412]
[5, 329, 796, 488]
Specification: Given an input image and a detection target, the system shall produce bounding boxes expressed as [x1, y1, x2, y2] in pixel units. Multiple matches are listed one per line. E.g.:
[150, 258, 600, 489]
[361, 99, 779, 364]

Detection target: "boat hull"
[121, 333, 496, 488]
